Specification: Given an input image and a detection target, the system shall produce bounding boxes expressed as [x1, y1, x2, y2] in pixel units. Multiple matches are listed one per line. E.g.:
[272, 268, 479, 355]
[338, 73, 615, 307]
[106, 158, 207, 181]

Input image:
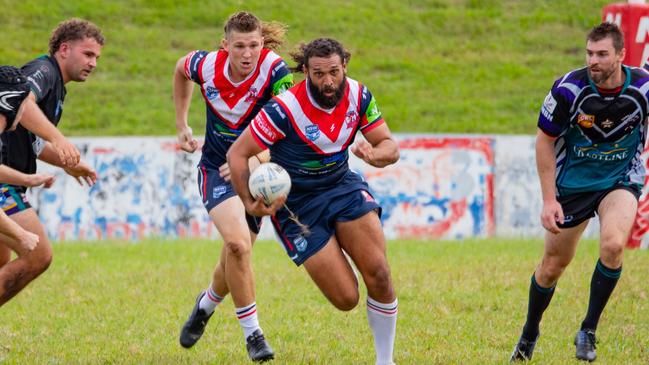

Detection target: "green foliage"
[0, 239, 648, 364]
[1, 0, 611, 135]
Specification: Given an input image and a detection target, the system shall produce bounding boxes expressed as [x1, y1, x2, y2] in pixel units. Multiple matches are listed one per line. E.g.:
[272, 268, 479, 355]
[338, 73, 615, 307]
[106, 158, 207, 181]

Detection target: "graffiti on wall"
[493, 135, 600, 238]
[350, 136, 495, 239]
[27, 136, 495, 241]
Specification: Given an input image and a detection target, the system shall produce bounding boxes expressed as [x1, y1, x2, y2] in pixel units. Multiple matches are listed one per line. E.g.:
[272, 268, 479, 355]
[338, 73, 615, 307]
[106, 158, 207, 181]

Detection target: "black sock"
[580, 259, 621, 331]
[521, 273, 556, 341]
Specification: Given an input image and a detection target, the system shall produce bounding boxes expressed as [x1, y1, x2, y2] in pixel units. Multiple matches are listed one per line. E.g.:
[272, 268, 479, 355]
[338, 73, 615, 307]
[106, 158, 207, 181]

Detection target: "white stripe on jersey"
[199, 50, 281, 126]
[275, 78, 361, 154]
[251, 109, 285, 145]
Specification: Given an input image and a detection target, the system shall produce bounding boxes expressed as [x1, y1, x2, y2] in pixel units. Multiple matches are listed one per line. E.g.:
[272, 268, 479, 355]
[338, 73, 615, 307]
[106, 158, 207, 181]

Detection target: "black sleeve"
[21, 59, 55, 103]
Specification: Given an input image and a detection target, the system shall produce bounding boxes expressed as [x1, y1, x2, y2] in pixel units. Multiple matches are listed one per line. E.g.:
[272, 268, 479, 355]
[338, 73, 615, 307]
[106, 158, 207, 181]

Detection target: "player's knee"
[538, 261, 566, 284]
[332, 290, 360, 311]
[223, 239, 251, 258]
[600, 242, 624, 261]
[365, 262, 393, 294]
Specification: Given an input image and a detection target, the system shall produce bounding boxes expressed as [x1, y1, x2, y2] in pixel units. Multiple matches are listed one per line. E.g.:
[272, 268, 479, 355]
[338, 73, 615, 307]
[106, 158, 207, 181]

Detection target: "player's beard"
[308, 75, 347, 109]
[588, 65, 616, 85]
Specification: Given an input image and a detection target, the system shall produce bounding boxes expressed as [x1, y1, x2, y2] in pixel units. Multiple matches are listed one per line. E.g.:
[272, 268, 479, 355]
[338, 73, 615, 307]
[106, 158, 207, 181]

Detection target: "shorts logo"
[206, 86, 219, 100]
[305, 124, 320, 141]
[563, 215, 573, 223]
[213, 185, 227, 199]
[293, 236, 308, 252]
[577, 114, 595, 128]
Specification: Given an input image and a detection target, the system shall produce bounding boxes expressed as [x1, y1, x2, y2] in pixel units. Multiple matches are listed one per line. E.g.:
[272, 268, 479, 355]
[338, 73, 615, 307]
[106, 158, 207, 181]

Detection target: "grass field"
[0, 238, 647, 364]
[1, 0, 612, 135]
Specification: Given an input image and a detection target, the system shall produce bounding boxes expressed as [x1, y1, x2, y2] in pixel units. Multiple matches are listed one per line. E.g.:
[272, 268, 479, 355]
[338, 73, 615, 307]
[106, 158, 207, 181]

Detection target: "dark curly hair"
[49, 18, 104, 56]
[587, 22, 624, 52]
[290, 38, 351, 73]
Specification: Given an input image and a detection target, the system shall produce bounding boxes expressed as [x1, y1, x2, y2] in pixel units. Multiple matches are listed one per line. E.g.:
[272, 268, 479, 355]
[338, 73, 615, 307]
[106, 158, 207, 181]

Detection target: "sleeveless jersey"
[185, 48, 292, 169]
[249, 77, 384, 192]
[538, 66, 649, 196]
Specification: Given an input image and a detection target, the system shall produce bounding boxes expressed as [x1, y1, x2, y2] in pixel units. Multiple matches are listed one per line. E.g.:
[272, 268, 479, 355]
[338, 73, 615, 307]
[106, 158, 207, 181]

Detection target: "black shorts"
[557, 185, 641, 228]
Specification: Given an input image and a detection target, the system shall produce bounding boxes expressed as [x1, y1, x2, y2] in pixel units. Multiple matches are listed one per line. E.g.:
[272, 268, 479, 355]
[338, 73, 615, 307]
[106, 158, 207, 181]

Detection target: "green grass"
[0, 238, 648, 364]
[1, 0, 612, 135]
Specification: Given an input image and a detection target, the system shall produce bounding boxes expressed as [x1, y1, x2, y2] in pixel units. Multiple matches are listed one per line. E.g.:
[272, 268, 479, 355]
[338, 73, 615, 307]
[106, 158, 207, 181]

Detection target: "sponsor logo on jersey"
[345, 110, 359, 129]
[577, 114, 595, 128]
[206, 86, 219, 100]
[541, 92, 557, 119]
[293, 236, 308, 252]
[573, 145, 628, 161]
[305, 124, 320, 141]
[601, 118, 614, 129]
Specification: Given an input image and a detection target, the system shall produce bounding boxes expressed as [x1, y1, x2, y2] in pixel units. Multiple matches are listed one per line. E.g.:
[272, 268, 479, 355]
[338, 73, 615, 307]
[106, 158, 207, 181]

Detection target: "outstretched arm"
[19, 94, 79, 167]
[0, 165, 55, 188]
[38, 144, 97, 186]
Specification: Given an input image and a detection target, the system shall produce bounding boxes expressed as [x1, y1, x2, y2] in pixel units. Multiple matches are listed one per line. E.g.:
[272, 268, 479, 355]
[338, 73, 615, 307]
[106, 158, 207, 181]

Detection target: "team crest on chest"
[245, 87, 259, 103]
[577, 114, 594, 128]
[305, 124, 321, 141]
[345, 110, 359, 129]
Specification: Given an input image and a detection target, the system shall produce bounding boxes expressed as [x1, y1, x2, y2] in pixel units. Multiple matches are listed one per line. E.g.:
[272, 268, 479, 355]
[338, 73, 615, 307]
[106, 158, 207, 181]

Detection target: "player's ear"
[302, 65, 307, 74]
[58, 42, 70, 58]
[220, 38, 228, 51]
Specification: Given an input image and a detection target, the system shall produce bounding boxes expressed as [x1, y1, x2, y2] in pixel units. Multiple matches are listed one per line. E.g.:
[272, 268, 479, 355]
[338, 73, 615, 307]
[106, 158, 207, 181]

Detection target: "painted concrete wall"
[26, 135, 495, 241]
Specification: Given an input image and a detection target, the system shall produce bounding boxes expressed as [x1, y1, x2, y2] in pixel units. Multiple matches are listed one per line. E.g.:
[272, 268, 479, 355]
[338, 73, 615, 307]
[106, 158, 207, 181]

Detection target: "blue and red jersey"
[185, 48, 292, 169]
[249, 77, 384, 192]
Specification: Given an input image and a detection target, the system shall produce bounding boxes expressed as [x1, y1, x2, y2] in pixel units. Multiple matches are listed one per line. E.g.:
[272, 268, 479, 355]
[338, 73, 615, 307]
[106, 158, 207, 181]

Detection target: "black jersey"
[1, 55, 66, 177]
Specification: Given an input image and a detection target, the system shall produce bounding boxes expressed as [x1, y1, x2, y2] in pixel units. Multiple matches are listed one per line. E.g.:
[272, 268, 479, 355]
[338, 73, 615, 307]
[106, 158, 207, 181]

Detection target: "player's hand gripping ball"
[248, 162, 291, 204]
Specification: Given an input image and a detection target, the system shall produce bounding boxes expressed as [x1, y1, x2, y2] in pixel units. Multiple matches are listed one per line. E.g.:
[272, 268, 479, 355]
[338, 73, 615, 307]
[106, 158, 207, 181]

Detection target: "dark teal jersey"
[538, 66, 649, 196]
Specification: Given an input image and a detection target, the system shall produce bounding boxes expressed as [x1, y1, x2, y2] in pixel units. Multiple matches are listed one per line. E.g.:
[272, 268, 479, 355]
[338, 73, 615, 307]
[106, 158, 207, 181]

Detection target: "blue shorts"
[197, 164, 261, 234]
[271, 171, 381, 266]
[0, 184, 31, 215]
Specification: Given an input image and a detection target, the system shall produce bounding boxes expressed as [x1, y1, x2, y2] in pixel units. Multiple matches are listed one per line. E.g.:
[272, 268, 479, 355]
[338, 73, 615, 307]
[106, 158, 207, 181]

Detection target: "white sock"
[198, 285, 224, 314]
[236, 302, 261, 339]
[367, 297, 398, 365]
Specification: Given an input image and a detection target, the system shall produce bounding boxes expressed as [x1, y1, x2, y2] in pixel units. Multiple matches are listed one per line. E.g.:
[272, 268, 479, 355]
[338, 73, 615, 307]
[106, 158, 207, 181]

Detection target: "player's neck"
[54, 54, 72, 84]
[228, 65, 251, 83]
[596, 66, 625, 90]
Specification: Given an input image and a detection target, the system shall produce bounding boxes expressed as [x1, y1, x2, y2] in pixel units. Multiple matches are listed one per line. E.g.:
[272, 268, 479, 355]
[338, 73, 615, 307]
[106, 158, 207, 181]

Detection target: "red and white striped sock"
[236, 302, 261, 339]
[367, 297, 398, 365]
[198, 285, 224, 314]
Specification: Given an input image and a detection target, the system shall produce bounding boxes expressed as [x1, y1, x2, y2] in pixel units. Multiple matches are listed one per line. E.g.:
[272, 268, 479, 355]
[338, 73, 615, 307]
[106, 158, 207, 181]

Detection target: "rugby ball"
[248, 162, 291, 204]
